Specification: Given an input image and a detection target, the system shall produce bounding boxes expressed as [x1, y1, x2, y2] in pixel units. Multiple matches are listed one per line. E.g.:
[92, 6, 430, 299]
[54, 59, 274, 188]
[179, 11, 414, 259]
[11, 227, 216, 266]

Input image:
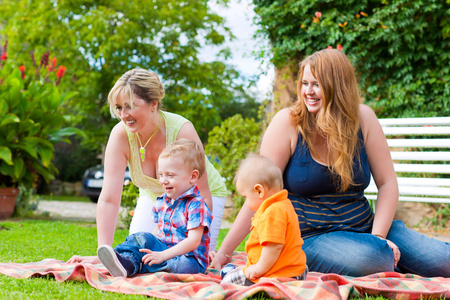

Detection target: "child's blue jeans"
[114, 232, 204, 276]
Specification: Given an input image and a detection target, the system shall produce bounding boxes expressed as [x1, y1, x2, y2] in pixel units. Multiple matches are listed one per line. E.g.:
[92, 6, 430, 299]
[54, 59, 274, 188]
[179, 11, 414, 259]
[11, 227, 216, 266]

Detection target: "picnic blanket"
[0, 252, 449, 300]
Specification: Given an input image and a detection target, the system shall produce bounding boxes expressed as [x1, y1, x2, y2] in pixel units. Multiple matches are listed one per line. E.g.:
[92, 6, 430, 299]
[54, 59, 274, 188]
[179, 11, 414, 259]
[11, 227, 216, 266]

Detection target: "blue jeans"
[303, 220, 450, 277]
[114, 232, 204, 276]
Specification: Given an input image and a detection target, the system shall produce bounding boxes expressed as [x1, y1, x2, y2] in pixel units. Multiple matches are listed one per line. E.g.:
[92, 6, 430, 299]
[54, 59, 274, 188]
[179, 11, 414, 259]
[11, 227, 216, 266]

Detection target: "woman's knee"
[304, 232, 395, 276]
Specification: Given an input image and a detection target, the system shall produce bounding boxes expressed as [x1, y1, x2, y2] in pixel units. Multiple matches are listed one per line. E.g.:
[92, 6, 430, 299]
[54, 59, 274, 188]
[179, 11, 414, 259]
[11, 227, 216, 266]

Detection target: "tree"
[0, 0, 258, 147]
[252, 0, 450, 117]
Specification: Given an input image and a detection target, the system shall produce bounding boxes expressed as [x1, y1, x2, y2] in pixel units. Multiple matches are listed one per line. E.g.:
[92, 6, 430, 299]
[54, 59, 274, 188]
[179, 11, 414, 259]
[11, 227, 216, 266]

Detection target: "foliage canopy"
[0, 0, 258, 150]
[253, 0, 450, 117]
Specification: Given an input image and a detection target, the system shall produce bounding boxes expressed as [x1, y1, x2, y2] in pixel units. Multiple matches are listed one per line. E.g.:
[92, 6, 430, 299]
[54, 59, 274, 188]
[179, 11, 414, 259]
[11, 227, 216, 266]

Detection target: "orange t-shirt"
[243, 190, 306, 282]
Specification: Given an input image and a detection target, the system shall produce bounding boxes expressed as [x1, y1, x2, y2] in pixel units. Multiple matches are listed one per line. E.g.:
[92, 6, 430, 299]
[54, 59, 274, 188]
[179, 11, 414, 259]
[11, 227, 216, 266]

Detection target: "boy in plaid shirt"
[97, 139, 212, 277]
[221, 154, 308, 286]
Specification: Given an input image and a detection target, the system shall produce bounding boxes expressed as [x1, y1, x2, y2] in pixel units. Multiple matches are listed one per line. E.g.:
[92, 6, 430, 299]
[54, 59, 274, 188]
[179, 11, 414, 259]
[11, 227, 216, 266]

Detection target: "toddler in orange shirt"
[221, 153, 308, 286]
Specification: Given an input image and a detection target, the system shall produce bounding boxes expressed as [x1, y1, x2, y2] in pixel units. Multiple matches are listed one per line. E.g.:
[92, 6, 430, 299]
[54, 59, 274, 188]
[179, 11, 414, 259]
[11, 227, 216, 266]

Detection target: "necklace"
[136, 111, 162, 162]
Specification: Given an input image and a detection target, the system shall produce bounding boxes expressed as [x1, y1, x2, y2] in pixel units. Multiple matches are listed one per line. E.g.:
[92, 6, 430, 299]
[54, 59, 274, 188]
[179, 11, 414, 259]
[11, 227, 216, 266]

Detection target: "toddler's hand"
[244, 264, 263, 281]
[140, 249, 166, 266]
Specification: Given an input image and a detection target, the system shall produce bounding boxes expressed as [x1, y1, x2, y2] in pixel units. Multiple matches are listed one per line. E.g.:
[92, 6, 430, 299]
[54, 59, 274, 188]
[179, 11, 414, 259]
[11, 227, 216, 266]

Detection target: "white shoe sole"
[97, 245, 127, 277]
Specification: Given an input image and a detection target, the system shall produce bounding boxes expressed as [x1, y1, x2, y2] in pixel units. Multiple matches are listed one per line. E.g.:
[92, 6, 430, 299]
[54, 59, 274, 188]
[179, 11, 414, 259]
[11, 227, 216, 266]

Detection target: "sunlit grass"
[38, 194, 91, 202]
[0, 219, 396, 299]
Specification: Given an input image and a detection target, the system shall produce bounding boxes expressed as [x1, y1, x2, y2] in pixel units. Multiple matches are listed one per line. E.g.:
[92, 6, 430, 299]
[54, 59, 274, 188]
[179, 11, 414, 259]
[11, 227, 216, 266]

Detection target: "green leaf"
[15, 144, 38, 159]
[12, 158, 25, 179]
[0, 146, 13, 165]
[0, 114, 20, 127]
[50, 87, 61, 111]
[37, 147, 53, 167]
[61, 91, 79, 103]
[49, 127, 85, 141]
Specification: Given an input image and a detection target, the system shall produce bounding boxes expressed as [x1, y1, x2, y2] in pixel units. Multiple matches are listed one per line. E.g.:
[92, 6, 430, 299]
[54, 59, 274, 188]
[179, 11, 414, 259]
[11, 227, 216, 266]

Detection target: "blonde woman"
[211, 49, 450, 277]
[69, 69, 227, 265]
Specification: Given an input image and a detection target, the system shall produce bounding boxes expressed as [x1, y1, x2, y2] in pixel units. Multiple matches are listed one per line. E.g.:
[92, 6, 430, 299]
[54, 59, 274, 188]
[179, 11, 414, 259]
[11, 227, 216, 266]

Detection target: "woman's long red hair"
[292, 49, 361, 192]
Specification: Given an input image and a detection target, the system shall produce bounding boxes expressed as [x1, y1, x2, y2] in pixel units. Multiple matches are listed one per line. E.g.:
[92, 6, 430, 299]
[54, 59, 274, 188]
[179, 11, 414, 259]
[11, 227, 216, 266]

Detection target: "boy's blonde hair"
[159, 139, 206, 178]
[235, 153, 283, 191]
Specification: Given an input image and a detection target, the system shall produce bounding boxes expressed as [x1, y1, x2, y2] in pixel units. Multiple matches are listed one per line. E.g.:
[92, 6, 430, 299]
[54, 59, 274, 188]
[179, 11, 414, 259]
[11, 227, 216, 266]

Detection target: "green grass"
[0, 219, 404, 300]
[38, 194, 91, 202]
[0, 220, 147, 299]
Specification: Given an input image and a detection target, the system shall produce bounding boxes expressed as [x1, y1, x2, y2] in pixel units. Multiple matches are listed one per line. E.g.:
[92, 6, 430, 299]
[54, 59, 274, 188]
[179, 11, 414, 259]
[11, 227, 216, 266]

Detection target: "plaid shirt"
[152, 185, 212, 269]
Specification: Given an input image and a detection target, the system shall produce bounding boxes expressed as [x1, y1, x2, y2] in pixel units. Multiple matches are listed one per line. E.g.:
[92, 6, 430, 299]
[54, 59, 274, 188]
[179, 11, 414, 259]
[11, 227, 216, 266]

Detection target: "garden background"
[0, 0, 449, 298]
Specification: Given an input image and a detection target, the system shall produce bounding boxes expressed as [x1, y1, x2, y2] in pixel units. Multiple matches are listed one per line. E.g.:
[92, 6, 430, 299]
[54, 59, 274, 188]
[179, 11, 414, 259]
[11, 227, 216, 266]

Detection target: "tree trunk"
[271, 60, 299, 114]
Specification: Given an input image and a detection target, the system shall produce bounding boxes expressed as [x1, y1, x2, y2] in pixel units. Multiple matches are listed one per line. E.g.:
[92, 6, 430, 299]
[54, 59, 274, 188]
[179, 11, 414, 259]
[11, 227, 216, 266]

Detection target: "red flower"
[19, 65, 26, 79]
[327, 46, 333, 49]
[337, 44, 343, 50]
[315, 12, 322, 18]
[56, 65, 66, 79]
[360, 11, 368, 17]
[48, 57, 57, 71]
[1, 52, 6, 61]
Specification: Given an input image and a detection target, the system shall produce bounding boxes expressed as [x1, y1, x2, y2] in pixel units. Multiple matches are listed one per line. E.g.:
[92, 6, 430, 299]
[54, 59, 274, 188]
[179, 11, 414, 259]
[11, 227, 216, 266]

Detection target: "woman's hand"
[209, 251, 231, 270]
[66, 255, 100, 264]
[385, 239, 401, 267]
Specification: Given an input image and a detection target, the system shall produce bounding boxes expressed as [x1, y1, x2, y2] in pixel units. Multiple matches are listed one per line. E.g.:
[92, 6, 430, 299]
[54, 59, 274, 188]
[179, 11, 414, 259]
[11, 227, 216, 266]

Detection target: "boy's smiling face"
[158, 156, 197, 201]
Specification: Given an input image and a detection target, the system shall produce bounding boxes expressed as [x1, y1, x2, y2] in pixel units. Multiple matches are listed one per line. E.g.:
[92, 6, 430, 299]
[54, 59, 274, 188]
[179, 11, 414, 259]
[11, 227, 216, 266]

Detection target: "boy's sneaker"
[220, 263, 237, 279]
[97, 245, 134, 277]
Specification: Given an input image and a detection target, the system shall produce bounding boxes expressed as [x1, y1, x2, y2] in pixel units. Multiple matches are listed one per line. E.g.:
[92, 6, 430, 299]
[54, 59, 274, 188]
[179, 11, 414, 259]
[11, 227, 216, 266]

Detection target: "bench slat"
[393, 163, 450, 173]
[383, 126, 450, 135]
[379, 117, 450, 126]
[387, 139, 450, 148]
[390, 151, 450, 161]
[396, 177, 450, 187]
[366, 185, 450, 197]
[366, 194, 450, 204]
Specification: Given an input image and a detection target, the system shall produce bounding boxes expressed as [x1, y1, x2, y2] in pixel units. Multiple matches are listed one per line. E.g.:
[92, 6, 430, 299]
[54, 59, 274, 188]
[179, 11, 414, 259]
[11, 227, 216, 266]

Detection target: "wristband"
[218, 251, 231, 259]
[373, 233, 386, 239]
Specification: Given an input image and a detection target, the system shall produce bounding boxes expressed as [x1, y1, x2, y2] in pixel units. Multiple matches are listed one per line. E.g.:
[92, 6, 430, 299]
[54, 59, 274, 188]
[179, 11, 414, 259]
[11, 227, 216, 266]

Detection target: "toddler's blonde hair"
[159, 139, 206, 178]
[235, 153, 283, 191]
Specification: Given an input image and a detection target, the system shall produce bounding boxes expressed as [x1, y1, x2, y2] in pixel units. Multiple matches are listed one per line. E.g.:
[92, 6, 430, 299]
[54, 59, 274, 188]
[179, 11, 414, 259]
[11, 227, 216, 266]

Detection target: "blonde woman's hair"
[292, 49, 361, 192]
[108, 68, 165, 118]
[159, 139, 206, 178]
[235, 153, 283, 191]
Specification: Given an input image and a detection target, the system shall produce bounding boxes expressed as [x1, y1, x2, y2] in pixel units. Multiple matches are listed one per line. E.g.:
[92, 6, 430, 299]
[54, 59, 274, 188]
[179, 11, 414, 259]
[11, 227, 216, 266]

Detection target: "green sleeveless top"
[124, 111, 227, 200]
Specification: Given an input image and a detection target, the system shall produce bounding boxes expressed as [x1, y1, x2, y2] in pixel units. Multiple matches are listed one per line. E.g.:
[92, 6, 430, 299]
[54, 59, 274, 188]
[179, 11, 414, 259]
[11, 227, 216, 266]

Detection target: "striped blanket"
[0, 252, 448, 299]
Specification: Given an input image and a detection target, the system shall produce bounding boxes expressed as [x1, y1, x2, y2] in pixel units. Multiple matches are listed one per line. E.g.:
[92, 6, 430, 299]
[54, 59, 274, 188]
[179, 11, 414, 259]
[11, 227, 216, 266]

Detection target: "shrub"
[0, 40, 81, 216]
[205, 114, 261, 218]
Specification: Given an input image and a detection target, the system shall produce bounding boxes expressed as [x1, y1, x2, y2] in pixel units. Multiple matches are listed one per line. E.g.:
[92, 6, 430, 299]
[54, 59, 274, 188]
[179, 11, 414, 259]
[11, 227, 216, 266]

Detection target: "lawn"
[0, 219, 398, 300]
[37, 194, 91, 202]
[0, 219, 252, 300]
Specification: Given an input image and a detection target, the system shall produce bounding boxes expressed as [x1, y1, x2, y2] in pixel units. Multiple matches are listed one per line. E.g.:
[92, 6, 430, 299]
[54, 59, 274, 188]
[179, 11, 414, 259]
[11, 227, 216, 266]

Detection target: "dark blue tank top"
[283, 130, 374, 238]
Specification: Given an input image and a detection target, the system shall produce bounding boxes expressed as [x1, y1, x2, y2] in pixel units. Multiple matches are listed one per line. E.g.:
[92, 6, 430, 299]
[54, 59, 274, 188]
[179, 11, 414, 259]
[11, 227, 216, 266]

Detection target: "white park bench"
[365, 116, 450, 205]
